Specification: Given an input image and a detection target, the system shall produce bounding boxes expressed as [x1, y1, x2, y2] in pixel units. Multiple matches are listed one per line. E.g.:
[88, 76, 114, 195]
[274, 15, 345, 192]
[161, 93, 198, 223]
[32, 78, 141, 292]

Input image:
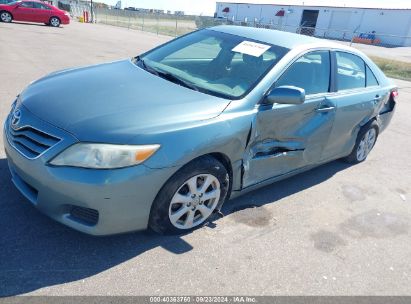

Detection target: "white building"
[215, 1, 411, 46]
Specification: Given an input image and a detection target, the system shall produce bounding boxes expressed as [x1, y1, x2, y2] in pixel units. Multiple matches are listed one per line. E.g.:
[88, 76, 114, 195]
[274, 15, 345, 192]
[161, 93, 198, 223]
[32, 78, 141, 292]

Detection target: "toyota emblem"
[11, 109, 22, 127]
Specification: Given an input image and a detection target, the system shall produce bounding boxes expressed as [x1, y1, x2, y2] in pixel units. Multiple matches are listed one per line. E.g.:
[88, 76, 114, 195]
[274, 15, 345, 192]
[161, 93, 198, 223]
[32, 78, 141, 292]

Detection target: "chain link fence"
[94, 8, 200, 36]
[69, 3, 93, 19]
[91, 8, 411, 48]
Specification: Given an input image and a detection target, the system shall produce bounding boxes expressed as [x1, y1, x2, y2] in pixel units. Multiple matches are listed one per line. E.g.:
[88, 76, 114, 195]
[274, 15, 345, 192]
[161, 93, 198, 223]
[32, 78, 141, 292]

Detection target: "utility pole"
[90, 0, 93, 22]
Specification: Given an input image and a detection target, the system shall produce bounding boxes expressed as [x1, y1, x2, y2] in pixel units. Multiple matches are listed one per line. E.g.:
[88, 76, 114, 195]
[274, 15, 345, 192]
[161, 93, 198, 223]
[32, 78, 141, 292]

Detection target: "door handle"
[316, 106, 335, 113]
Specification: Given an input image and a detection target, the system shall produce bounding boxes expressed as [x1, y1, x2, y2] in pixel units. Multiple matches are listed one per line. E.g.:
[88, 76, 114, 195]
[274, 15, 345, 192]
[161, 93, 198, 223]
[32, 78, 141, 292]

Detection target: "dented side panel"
[242, 96, 336, 188]
[321, 87, 389, 161]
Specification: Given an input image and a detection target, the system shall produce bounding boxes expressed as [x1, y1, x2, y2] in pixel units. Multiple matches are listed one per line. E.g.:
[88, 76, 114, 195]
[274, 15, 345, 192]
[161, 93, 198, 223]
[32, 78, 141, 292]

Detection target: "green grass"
[370, 56, 411, 82]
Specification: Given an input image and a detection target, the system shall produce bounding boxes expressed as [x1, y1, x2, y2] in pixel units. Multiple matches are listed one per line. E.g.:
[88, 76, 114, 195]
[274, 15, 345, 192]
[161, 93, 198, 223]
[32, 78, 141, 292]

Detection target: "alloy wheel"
[50, 17, 60, 27]
[1, 12, 12, 23]
[168, 174, 221, 229]
[356, 128, 377, 162]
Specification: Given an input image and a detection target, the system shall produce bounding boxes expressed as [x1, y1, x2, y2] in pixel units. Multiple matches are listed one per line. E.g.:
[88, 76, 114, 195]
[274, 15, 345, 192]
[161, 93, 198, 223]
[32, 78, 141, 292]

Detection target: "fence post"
[156, 13, 159, 35]
[116, 9, 119, 26]
[128, 11, 131, 29]
[175, 15, 178, 37]
[142, 13, 144, 31]
[350, 30, 355, 46]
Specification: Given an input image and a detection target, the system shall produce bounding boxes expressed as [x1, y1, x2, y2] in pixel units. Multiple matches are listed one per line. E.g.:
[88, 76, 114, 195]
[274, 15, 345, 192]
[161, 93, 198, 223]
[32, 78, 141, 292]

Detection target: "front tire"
[0, 11, 12, 23]
[49, 17, 60, 27]
[343, 121, 379, 164]
[149, 156, 230, 234]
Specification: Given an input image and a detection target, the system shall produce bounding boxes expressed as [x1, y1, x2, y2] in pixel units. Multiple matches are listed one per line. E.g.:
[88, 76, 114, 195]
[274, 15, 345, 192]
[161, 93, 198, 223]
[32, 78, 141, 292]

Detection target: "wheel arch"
[0, 10, 13, 20]
[50, 16, 61, 23]
[150, 152, 234, 210]
[207, 152, 233, 200]
[175, 152, 234, 199]
[148, 152, 233, 233]
[360, 116, 380, 134]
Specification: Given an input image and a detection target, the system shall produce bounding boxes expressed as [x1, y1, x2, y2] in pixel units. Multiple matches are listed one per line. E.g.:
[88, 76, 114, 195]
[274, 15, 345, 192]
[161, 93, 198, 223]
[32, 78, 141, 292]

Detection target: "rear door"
[243, 50, 336, 187]
[32, 2, 52, 23]
[321, 51, 389, 161]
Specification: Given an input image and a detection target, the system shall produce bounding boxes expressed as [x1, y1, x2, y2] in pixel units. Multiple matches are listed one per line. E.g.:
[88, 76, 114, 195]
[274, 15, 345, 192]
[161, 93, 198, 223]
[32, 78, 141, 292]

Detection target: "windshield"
[136, 29, 289, 99]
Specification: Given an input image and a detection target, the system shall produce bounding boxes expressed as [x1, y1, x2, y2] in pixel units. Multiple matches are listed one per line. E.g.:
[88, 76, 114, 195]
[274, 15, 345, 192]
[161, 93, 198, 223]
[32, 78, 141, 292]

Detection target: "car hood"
[20, 59, 231, 143]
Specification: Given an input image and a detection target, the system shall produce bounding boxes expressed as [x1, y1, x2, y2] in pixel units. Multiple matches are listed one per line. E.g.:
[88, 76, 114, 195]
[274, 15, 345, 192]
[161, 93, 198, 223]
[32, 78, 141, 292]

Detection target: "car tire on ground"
[343, 120, 379, 164]
[0, 11, 12, 23]
[149, 156, 230, 234]
[49, 17, 60, 27]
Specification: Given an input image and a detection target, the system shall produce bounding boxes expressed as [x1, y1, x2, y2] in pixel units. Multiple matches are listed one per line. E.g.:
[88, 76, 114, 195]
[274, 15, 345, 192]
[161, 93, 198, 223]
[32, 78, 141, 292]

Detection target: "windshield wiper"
[135, 57, 199, 92]
[134, 56, 160, 76]
[155, 70, 200, 92]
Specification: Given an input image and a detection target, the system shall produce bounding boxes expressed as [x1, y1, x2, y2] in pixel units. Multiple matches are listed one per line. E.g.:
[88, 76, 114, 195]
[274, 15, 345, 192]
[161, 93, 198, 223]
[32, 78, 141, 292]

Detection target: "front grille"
[7, 124, 60, 159]
[69, 206, 99, 226]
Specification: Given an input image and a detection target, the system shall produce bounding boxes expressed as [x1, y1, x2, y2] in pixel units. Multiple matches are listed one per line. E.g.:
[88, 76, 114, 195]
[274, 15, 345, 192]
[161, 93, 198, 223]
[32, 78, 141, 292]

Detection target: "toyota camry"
[3, 26, 397, 235]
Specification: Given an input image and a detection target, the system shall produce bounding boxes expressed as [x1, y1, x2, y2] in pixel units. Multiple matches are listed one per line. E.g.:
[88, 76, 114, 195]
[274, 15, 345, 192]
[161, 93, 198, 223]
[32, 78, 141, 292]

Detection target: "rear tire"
[343, 121, 379, 164]
[149, 156, 230, 235]
[49, 17, 60, 27]
[0, 11, 12, 23]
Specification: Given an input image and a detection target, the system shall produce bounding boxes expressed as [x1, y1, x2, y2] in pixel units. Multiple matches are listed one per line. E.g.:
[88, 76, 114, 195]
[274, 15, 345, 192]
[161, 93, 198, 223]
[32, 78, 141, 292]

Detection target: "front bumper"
[61, 16, 70, 25]
[3, 109, 176, 235]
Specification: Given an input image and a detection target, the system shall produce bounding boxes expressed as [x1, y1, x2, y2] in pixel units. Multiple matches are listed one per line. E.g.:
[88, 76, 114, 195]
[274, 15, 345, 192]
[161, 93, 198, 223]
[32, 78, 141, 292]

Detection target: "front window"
[136, 29, 289, 99]
[6, 0, 21, 4]
[275, 50, 331, 95]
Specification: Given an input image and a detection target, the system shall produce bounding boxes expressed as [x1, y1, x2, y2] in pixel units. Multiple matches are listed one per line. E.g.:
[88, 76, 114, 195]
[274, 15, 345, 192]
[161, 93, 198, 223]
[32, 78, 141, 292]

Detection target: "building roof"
[218, 1, 411, 10]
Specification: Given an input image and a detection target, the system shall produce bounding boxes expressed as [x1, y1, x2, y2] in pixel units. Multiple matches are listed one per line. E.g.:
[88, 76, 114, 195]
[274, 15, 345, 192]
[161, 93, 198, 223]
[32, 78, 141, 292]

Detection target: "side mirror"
[264, 86, 305, 105]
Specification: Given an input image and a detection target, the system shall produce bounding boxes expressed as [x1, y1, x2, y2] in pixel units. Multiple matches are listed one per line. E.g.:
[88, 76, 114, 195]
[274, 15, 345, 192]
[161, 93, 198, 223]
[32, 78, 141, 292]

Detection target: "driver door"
[12, 1, 34, 22]
[243, 50, 336, 187]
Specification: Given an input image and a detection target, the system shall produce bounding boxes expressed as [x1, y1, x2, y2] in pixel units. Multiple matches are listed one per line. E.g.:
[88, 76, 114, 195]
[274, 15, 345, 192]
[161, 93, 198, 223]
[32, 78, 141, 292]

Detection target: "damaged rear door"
[243, 50, 336, 188]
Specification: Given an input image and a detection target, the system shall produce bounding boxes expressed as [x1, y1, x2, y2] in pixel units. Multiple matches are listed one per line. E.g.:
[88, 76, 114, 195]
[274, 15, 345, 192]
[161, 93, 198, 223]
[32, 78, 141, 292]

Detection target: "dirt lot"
[1, 21, 411, 296]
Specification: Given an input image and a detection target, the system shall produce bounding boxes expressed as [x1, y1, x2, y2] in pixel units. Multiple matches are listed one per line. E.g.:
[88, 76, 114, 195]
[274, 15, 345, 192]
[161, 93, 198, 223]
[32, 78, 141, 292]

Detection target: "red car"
[0, 0, 70, 27]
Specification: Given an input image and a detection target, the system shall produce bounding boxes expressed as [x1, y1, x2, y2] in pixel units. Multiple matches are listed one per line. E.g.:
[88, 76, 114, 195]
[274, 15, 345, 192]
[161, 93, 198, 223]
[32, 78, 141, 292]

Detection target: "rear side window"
[33, 2, 50, 9]
[275, 50, 330, 95]
[19, 1, 33, 7]
[366, 65, 379, 87]
[336, 52, 365, 90]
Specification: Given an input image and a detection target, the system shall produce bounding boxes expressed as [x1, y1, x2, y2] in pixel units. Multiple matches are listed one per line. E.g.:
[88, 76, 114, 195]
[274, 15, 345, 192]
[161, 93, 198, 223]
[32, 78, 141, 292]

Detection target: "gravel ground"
[0, 21, 411, 296]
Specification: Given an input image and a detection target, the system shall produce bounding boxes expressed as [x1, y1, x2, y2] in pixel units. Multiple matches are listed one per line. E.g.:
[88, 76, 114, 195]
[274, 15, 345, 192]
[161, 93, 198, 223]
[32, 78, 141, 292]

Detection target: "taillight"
[391, 90, 398, 102]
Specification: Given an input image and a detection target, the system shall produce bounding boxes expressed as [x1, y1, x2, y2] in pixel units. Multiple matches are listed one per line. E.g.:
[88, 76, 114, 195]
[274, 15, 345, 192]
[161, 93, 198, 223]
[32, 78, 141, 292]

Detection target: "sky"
[108, 0, 411, 16]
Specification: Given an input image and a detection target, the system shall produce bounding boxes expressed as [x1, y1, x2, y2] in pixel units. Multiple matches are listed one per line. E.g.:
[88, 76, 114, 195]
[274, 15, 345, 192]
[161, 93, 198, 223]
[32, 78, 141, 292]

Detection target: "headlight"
[49, 143, 160, 169]
[11, 100, 16, 111]
[11, 95, 21, 112]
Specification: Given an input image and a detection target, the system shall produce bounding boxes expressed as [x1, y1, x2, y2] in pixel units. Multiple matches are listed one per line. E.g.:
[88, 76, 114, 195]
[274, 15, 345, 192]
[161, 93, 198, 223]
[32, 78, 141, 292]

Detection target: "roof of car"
[20, 0, 49, 3]
[210, 25, 343, 50]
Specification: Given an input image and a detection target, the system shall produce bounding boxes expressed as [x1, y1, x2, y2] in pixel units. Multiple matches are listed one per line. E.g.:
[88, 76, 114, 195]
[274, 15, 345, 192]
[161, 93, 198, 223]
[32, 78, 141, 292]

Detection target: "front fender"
[130, 112, 255, 190]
